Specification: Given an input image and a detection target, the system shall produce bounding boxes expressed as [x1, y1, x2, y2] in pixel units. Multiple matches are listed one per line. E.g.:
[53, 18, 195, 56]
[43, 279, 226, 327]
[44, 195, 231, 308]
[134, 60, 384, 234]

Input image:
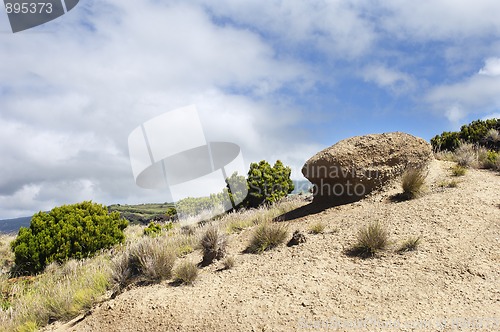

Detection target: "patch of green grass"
[246, 222, 288, 254]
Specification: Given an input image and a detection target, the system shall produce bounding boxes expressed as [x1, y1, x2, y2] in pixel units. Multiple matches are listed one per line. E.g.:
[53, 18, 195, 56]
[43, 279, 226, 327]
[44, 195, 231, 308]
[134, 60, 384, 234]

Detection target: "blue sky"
[1, 0, 500, 219]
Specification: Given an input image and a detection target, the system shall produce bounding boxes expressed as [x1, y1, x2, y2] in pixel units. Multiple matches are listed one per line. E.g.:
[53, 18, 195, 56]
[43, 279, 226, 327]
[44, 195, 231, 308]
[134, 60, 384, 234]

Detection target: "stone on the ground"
[302, 132, 433, 204]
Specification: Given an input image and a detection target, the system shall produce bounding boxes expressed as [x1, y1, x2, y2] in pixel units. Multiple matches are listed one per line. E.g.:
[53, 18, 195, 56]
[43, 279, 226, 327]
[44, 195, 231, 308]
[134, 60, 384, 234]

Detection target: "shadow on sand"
[273, 196, 362, 222]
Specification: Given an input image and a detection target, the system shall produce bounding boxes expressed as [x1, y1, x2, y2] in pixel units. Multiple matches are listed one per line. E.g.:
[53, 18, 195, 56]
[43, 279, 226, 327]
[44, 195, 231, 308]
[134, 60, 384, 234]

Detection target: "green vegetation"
[246, 222, 288, 254]
[143, 221, 173, 237]
[245, 160, 294, 208]
[431, 118, 499, 152]
[108, 203, 177, 224]
[11, 201, 128, 275]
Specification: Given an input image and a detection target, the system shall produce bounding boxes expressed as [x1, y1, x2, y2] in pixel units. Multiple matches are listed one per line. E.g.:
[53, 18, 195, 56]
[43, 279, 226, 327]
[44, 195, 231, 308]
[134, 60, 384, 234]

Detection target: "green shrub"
[349, 222, 389, 258]
[431, 118, 499, 152]
[245, 160, 294, 208]
[246, 222, 288, 254]
[143, 221, 173, 237]
[11, 201, 128, 275]
[479, 150, 499, 169]
[401, 167, 427, 199]
[174, 260, 198, 285]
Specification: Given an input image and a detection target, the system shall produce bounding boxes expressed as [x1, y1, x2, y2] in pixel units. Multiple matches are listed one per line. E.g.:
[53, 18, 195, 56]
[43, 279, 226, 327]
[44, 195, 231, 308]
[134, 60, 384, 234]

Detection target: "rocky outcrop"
[302, 132, 433, 204]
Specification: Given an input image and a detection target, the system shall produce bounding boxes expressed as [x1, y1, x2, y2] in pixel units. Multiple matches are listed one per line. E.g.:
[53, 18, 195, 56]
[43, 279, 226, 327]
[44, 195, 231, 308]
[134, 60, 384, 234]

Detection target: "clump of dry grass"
[308, 221, 326, 234]
[111, 236, 177, 291]
[222, 256, 235, 270]
[348, 222, 389, 258]
[0, 234, 15, 274]
[397, 236, 421, 253]
[438, 179, 459, 188]
[200, 225, 227, 266]
[451, 164, 467, 176]
[0, 256, 111, 331]
[454, 143, 477, 167]
[173, 260, 198, 285]
[401, 167, 427, 199]
[246, 222, 288, 254]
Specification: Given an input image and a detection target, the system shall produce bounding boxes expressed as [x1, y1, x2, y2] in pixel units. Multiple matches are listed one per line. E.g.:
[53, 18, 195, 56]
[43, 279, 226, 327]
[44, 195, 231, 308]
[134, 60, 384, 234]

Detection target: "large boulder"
[302, 132, 433, 204]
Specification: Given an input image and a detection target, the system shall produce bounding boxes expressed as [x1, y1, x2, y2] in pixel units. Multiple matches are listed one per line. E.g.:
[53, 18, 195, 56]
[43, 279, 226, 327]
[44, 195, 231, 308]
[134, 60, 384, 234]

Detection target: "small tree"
[245, 160, 294, 208]
[11, 201, 128, 275]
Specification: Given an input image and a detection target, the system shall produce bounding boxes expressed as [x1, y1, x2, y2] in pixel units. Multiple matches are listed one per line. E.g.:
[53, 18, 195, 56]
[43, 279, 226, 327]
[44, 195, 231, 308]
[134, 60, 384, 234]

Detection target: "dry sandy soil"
[46, 160, 499, 331]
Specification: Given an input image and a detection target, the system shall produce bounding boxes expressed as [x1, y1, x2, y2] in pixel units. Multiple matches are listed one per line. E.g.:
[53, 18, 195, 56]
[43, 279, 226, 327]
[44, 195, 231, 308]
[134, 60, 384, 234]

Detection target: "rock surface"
[302, 132, 433, 204]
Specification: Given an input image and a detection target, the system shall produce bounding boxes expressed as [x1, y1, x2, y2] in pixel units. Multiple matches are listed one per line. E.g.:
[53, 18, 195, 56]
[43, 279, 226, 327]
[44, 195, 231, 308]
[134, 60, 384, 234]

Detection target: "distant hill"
[0, 216, 31, 234]
[108, 203, 176, 224]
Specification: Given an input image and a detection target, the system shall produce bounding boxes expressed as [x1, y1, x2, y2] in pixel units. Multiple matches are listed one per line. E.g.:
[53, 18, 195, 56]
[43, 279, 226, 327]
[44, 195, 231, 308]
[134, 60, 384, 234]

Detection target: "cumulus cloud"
[195, 0, 376, 58]
[362, 65, 415, 94]
[425, 57, 500, 122]
[478, 57, 500, 76]
[0, 0, 322, 219]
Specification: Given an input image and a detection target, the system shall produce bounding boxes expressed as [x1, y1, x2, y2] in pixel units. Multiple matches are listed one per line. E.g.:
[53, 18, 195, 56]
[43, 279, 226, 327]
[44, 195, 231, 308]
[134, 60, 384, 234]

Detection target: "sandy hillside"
[46, 160, 500, 331]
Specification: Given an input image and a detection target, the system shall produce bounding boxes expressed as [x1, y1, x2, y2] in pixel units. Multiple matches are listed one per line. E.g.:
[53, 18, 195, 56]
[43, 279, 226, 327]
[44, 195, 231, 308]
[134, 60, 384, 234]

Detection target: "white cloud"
[0, 1, 321, 218]
[195, 0, 376, 58]
[426, 57, 500, 121]
[373, 0, 500, 41]
[362, 65, 415, 93]
[478, 57, 500, 76]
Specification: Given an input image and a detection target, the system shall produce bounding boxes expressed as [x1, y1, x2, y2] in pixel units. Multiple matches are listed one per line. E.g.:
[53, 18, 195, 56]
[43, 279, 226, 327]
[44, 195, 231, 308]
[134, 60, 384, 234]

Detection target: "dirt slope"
[47, 160, 500, 331]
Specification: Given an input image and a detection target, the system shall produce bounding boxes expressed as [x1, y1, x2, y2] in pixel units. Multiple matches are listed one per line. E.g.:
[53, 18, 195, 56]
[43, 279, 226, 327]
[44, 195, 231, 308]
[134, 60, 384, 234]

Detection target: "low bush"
[11, 201, 128, 275]
[246, 222, 288, 254]
[143, 221, 173, 237]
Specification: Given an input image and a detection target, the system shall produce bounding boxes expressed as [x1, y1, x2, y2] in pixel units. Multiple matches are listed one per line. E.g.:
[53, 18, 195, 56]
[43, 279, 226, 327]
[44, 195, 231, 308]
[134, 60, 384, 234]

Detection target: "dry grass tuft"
[451, 164, 467, 176]
[308, 221, 326, 234]
[174, 260, 198, 285]
[222, 256, 235, 270]
[246, 222, 288, 254]
[401, 167, 427, 200]
[200, 225, 227, 266]
[348, 222, 389, 258]
[397, 236, 421, 253]
[454, 143, 477, 167]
